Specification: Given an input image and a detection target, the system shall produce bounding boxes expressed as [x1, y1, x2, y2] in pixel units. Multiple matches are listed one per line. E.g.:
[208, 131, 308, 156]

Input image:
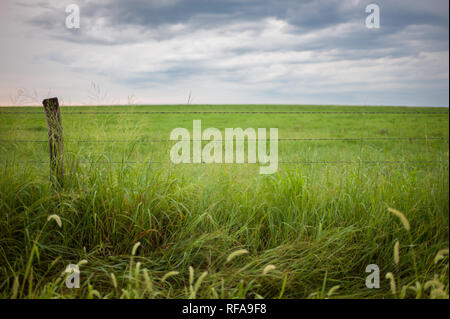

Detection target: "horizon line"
[1, 103, 449, 108]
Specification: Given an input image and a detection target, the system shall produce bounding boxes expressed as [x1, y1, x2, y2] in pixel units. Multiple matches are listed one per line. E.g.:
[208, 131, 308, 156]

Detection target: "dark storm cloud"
[4, 0, 448, 106]
[76, 0, 449, 31]
[23, 0, 448, 54]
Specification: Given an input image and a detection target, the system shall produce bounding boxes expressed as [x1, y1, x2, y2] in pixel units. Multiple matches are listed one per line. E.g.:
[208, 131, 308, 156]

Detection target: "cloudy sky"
[0, 0, 448, 106]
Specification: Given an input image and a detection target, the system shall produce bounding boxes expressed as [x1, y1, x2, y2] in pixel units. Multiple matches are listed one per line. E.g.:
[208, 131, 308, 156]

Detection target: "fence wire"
[1, 160, 448, 165]
[0, 137, 448, 143]
[1, 108, 448, 167]
[1, 111, 449, 115]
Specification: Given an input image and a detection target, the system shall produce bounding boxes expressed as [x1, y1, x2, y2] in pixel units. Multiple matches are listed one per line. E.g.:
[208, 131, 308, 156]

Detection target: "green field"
[0, 104, 449, 299]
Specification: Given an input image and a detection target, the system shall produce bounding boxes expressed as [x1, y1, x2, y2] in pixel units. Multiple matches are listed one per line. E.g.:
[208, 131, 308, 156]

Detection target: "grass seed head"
[385, 272, 397, 296]
[110, 273, 118, 289]
[77, 259, 88, 266]
[143, 269, 152, 292]
[388, 208, 410, 231]
[131, 242, 141, 256]
[161, 271, 179, 282]
[194, 271, 208, 292]
[263, 264, 276, 275]
[135, 262, 141, 275]
[189, 266, 195, 286]
[47, 214, 62, 228]
[327, 285, 341, 297]
[434, 249, 449, 264]
[394, 241, 400, 265]
[226, 249, 249, 263]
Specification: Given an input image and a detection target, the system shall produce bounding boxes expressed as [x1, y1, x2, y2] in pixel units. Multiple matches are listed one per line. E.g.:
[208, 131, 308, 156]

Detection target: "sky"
[0, 0, 448, 107]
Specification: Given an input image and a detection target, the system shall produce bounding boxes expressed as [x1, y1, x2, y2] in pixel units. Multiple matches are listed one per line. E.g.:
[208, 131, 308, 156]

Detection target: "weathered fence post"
[42, 97, 63, 186]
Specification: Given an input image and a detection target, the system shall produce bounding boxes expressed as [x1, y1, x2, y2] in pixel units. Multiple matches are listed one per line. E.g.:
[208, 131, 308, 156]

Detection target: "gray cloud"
[19, 0, 447, 61]
[0, 0, 448, 106]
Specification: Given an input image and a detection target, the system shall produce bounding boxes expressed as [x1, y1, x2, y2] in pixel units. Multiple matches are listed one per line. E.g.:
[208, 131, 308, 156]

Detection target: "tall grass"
[0, 157, 448, 298]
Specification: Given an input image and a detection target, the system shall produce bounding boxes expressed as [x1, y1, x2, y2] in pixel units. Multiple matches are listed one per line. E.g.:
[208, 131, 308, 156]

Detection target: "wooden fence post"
[42, 97, 63, 186]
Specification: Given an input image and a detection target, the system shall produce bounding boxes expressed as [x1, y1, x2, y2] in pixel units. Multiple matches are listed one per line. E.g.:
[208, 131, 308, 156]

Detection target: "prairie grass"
[0, 104, 448, 298]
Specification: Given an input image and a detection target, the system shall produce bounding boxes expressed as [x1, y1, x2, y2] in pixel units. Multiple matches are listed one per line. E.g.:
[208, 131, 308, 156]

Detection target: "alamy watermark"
[365, 264, 380, 289]
[169, 120, 279, 174]
[365, 4, 380, 29]
[65, 264, 80, 288]
[65, 4, 80, 29]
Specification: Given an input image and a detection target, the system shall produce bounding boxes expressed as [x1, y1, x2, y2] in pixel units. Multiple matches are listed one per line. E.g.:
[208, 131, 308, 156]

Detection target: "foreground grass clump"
[0, 160, 448, 299]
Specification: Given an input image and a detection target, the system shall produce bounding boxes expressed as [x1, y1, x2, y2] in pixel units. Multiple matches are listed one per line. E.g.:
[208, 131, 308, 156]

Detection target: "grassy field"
[0, 104, 449, 299]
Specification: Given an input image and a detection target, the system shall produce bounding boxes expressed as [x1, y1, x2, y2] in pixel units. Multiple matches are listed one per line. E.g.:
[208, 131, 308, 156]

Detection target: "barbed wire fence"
[1, 102, 449, 170]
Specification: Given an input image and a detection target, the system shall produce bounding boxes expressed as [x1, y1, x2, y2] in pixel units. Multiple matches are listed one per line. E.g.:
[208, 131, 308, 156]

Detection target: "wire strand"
[1, 111, 448, 115]
[0, 137, 448, 143]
